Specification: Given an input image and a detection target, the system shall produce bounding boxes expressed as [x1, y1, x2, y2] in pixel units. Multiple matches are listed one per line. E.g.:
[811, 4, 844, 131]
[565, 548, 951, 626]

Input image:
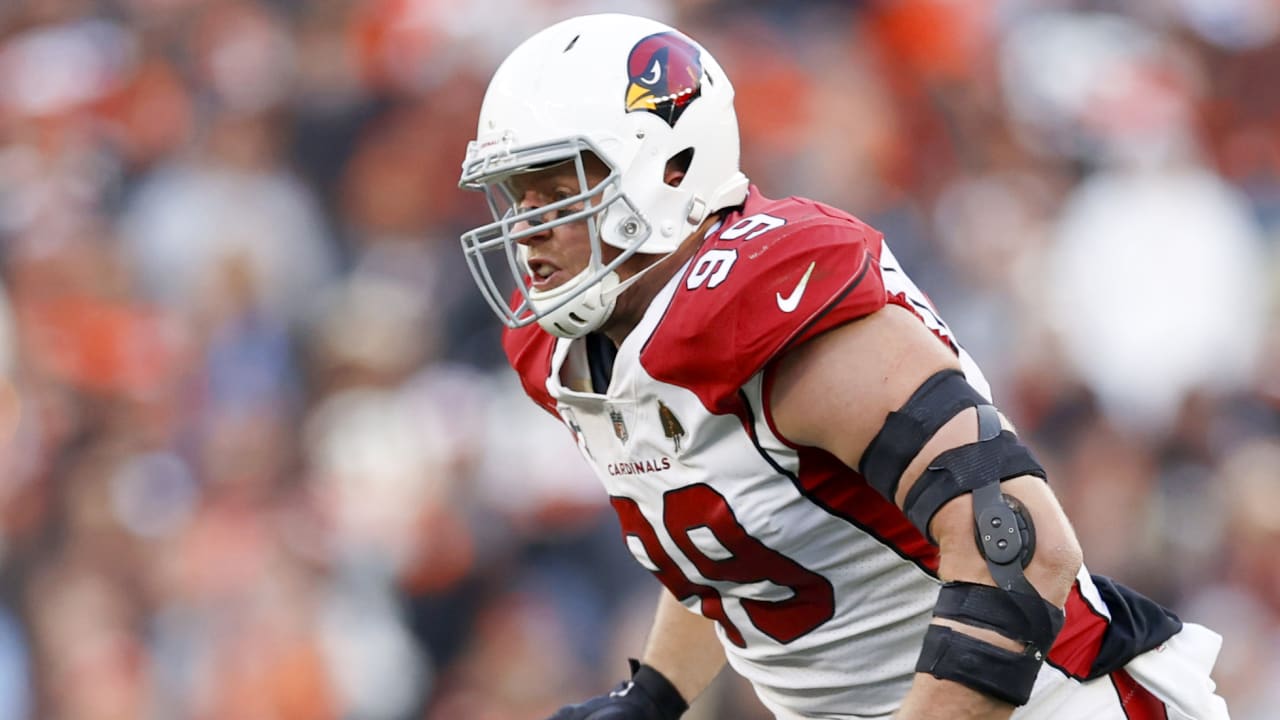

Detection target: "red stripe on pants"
[1111, 669, 1167, 720]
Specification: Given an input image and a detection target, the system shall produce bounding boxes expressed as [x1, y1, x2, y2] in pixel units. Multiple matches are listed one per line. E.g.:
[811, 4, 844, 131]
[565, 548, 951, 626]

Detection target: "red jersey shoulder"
[641, 188, 888, 414]
[502, 322, 558, 416]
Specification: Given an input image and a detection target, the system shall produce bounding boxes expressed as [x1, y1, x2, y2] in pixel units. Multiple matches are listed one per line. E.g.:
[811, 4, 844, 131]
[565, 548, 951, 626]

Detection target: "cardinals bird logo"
[624, 32, 703, 127]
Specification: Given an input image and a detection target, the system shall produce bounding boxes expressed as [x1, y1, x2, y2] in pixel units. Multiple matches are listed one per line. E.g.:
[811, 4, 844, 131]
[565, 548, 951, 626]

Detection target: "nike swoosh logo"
[776, 262, 816, 313]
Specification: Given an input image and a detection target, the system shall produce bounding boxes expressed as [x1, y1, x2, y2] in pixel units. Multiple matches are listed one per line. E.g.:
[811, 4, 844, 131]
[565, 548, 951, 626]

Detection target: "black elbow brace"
[861, 371, 1064, 706]
[916, 581, 1065, 706]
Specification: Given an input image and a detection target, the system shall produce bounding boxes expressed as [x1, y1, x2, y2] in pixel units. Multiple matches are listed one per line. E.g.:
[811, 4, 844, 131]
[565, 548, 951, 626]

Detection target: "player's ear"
[664, 148, 694, 187]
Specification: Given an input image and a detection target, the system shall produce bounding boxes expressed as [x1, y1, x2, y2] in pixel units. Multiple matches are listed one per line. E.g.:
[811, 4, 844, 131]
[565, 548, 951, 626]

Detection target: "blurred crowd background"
[0, 0, 1276, 718]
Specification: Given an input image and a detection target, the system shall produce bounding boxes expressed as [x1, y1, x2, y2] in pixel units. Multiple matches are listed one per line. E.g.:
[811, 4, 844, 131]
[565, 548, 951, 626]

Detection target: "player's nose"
[512, 204, 553, 244]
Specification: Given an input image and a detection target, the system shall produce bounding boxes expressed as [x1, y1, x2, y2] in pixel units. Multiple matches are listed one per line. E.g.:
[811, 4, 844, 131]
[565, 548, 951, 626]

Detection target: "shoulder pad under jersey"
[641, 192, 888, 414]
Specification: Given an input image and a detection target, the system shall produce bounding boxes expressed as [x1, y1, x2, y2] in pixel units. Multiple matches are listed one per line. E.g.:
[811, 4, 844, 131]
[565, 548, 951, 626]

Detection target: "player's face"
[507, 155, 620, 293]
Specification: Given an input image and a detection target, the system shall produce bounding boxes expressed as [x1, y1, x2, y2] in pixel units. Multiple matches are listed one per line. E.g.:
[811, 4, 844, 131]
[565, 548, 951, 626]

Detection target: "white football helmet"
[459, 13, 749, 338]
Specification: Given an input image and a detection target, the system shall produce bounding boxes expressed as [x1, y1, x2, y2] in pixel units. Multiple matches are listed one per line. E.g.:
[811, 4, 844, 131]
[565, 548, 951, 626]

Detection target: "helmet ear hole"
[665, 148, 695, 187]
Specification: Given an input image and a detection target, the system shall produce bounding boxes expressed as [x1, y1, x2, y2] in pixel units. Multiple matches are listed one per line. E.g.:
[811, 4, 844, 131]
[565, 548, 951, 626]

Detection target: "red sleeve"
[641, 218, 887, 414]
[502, 323, 559, 417]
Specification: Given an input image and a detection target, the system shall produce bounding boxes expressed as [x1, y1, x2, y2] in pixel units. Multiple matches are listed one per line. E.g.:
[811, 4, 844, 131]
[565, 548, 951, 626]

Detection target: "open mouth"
[527, 259, 564, 291]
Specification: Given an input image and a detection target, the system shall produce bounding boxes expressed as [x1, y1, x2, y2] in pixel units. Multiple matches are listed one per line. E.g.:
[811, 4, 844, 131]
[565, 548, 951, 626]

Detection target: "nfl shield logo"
[610, 408, 629, 444]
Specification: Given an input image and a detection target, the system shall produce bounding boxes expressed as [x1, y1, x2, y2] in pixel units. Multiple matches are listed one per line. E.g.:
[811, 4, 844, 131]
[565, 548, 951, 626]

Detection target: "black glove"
[546, 660, 688, 720]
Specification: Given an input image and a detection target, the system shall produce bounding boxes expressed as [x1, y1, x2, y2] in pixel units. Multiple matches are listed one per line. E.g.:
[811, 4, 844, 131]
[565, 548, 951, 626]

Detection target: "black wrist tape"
[630, 661, 688, 719]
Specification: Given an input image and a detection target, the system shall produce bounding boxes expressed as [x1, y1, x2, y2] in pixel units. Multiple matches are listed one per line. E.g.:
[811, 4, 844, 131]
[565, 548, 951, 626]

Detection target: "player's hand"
[546, 661, 688, 720]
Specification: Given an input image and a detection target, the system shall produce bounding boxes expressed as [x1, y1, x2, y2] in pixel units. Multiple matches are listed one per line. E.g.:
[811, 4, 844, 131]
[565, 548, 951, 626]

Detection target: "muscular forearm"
[893, 472, 1080, 719]
[894, 675, 1014, 720]
[640, 589, 727, 704]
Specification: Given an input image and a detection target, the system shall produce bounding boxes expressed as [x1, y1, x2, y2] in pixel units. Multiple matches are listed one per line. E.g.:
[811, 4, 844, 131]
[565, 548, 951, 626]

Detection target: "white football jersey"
[503, 188, 1182, 718]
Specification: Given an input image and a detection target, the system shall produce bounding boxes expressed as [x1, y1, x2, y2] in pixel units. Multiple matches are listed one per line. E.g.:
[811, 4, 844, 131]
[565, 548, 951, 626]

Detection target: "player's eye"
[552, 190, 582, 218]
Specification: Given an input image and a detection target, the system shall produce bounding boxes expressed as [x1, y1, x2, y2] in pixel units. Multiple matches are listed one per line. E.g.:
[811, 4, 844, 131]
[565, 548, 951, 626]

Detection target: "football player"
[457, 13, 1231, 720]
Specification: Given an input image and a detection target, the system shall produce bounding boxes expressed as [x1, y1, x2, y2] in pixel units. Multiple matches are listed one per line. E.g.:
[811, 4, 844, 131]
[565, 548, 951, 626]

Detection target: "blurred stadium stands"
[0, 1, 1276, 718]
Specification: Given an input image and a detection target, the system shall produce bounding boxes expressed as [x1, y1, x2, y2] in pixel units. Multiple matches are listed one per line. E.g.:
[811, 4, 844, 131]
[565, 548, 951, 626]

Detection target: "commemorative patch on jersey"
[658, 400, 686, 452]
[624, 32, 702, 127]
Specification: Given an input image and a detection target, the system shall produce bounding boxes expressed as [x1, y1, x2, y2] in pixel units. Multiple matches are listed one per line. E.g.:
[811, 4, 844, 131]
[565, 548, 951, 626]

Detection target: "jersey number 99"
[612, 484, 835, 646]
